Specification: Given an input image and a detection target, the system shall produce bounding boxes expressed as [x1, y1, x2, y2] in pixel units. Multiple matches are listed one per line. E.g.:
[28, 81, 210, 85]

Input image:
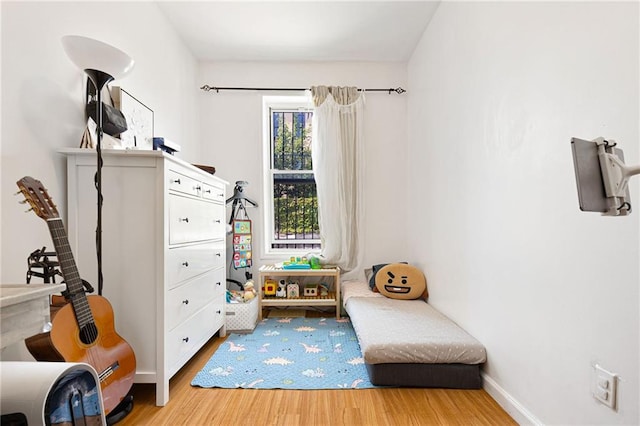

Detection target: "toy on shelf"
[286, 281, 300, 298]
[264, 279, 277, 296]
[319, 283, 329, 297]
[304, 284, 319, 297]
[276, 280, 287, 298]
[309, 256, 321, 269]
[282, 256, 311, 270]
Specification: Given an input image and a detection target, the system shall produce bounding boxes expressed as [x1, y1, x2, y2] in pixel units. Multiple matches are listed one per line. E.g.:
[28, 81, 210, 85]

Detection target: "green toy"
[283, 256, 311, 270]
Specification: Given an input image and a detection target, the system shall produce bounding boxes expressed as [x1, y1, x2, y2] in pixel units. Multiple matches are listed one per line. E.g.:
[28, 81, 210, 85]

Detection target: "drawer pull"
[183, 337, 189, 343]
[218, 193, 224, 197]
[216, 310, 222, 314]
[171, 178, 181, 184]
[179, 217, 189, 223]
[216, 282, 222, 286]
[182, 299, 189, 305]
[182, 261, 189, 267]
[216, 253, 221, 257]
[194, 185, 202, 191]
[204, 189, 212, 194]
[215, 219, 221, 224]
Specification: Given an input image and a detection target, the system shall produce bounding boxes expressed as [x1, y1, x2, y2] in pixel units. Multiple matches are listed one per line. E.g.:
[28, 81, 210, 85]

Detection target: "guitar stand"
[106, 393, 134, 425]
[26, 246, 62, 284]
[25, 247, 94, 294]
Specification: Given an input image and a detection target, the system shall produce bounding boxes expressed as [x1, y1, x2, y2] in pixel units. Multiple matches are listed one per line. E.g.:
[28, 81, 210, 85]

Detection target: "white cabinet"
[62, 149, 227, 406]
[0, 284, 66, 350]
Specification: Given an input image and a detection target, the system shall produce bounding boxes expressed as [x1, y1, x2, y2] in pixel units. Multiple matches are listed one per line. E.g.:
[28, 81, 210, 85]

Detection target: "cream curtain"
[311, 86, 365, 279]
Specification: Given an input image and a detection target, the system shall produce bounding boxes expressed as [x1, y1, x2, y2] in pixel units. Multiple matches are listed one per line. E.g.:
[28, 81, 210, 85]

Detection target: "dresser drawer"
[169, 195, 225, 245]
[167, 268, 225, 330]
[167, 241, 225, 289]
[167, 300, 225, 374]
[201, 181, 225, 203]
[168, 169, 202, 197]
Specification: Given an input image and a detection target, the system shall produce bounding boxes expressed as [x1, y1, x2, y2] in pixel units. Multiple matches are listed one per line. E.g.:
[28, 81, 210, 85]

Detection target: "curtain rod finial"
[200, 85, 220, 93]
[394, 87, 406, 94]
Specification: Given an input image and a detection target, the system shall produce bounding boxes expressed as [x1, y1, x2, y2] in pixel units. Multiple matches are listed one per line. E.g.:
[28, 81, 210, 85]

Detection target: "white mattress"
[343, 282, 486, 365]
[341, 279, 384, 307]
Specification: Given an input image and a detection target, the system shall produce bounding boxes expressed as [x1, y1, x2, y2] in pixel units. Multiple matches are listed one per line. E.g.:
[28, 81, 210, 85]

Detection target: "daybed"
[342, 279, 487, 389]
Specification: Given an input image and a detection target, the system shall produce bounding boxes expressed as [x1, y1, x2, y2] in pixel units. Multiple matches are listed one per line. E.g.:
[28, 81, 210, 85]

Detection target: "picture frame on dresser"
[111, 87, 154, 150]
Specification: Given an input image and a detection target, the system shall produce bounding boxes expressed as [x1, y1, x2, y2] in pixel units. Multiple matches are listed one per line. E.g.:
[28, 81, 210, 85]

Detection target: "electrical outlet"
[592, 364, 618, 410]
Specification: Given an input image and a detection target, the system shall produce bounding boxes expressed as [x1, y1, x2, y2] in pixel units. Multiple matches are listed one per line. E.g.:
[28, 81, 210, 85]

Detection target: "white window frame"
[261, 95, 320, 257]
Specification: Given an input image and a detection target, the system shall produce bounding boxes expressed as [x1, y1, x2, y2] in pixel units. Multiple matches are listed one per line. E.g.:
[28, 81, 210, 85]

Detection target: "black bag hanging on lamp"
[85, 80, 128, 136]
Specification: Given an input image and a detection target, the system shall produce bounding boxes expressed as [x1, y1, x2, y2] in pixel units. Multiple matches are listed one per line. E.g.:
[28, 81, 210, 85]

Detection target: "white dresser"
[62, 149, 227, 406]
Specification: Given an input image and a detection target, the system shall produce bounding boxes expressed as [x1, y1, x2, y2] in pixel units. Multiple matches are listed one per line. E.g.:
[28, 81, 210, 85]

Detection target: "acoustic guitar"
[17, 176, 136, 415]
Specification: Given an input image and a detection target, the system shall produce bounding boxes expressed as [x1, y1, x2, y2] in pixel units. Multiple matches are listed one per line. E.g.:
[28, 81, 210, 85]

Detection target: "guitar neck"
[47, 218, 94, 328]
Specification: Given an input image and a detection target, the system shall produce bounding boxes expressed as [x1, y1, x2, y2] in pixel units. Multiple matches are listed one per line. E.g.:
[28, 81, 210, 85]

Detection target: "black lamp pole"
[85, 68, 114, 297]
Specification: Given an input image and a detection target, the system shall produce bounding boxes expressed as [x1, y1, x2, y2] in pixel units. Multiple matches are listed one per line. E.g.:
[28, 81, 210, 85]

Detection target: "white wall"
[0, 1, 198, 355]
[408, 2, 639, 425]
[197, 61, 409, 283]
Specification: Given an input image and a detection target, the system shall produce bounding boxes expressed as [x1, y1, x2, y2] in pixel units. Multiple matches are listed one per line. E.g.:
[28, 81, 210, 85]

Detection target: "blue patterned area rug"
[191, 317, 376, 389]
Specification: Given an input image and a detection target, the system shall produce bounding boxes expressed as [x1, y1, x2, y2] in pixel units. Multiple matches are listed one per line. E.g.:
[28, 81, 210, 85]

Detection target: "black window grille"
[270, 110, 320, 250]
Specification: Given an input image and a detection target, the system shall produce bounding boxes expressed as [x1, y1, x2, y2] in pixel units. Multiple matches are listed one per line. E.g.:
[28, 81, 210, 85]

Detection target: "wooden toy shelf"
[258, 265, 341, 320]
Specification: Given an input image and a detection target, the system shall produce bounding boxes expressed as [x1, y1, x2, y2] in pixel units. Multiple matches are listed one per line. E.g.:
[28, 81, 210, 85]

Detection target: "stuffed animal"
[243, 280, 256, 301]
[374, 263, 428, 300]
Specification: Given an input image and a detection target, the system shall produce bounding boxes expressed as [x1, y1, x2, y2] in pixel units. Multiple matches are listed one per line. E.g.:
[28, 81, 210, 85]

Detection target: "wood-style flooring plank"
[118, 332, 516, 426]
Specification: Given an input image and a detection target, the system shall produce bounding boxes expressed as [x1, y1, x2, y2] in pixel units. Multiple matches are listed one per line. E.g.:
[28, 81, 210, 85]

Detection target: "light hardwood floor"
[119, 329, 516, 426]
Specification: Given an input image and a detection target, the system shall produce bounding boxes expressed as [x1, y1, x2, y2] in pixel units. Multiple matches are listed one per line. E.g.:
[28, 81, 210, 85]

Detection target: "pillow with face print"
[374, 263, 428, 300]
[368, 262, 408, 291]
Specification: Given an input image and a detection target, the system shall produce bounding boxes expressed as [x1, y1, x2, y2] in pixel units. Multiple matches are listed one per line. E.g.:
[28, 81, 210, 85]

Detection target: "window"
[263, 96, 321, 254]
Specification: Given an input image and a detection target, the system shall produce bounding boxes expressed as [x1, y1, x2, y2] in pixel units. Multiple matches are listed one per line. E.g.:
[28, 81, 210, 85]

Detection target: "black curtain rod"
[200, 85, 406, 94]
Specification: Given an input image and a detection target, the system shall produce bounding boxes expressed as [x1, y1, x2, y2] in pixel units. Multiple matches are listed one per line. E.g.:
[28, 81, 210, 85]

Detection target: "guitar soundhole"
[79, 323, 98, 345]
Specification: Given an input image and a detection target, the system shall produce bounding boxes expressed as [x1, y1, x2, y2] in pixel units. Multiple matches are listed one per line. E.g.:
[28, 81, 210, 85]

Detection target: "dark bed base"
[366, 363, 483, 389]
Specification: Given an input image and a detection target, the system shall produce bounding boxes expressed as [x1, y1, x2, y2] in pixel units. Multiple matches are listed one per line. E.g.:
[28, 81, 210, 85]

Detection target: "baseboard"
[482, 372, 543, 425]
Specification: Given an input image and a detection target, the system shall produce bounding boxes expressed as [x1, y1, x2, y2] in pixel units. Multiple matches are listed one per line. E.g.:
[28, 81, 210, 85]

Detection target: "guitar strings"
[49, 219, 101, 348]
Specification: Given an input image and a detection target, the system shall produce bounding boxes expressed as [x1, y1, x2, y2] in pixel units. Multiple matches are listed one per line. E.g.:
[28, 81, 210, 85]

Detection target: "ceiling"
[155, 1, 440, 62]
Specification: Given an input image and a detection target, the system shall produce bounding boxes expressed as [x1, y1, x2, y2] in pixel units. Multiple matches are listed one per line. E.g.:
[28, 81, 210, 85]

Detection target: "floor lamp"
[61, 35, 134, 297]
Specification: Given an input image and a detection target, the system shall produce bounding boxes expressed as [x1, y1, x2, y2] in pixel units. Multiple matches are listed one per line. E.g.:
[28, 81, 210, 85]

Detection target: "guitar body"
[26, 295, 136, 415]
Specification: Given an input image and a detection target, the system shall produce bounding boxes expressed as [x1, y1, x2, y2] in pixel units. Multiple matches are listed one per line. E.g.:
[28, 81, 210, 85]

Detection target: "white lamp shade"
[62, 35, 134, 79]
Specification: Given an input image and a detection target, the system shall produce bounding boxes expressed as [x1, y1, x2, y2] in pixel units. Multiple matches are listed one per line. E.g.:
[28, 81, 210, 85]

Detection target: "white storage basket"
[225, 297, 259, 333]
